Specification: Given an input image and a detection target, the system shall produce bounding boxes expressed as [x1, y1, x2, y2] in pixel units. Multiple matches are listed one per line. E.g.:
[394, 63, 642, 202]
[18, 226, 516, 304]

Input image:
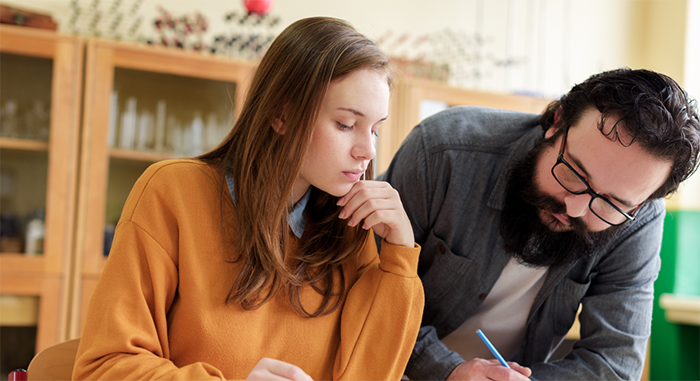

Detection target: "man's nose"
[564, 193, 590, 218]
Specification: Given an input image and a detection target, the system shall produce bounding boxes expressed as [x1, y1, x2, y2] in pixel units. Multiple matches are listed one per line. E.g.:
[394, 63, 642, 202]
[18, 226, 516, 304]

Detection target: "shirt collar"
[225, 171, 310, 239]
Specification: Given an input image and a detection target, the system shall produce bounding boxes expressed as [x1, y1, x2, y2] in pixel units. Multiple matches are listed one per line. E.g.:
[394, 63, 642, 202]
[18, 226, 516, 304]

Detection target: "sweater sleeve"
[72, 164, 228, 381]
[74, 223, 227, 380]
[333, 238, 424, 380]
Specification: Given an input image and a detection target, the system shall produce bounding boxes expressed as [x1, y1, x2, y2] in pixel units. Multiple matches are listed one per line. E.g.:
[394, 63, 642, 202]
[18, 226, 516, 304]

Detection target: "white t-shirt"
[441, 257, 548, 362]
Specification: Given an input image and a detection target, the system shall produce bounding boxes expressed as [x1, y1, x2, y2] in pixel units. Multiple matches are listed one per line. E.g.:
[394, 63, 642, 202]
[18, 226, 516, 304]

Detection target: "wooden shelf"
[0, 295, 39, 326]
[0, 137, 50, 151]
[109, 148, 178, 163]
[660, 293, 700, 326]
[0, 24, 59, 58]
[0, 254, 46, 277]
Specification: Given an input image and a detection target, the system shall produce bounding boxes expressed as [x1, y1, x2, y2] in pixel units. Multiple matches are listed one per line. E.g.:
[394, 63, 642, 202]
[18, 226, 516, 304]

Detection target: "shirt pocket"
[547, 272, 596, 337]
[420, 233, 475, 308]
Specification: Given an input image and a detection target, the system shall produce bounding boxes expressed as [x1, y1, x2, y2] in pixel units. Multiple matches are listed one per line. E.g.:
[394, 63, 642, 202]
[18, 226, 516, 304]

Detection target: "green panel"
[650, 212, 681, 380]
[676, 324, 700, 380]
[650, 211, 700, 381]
[674, 211, 700, 295]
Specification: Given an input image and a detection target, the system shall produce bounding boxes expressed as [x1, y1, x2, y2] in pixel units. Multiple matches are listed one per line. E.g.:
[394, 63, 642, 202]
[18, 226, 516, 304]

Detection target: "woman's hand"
[337, 180, 415, 247]
[246, 358, 313, 381]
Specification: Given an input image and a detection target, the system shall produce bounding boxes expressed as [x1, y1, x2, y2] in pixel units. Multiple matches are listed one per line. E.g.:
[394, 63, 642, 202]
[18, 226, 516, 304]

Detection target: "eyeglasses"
[551, 126, 640, 226]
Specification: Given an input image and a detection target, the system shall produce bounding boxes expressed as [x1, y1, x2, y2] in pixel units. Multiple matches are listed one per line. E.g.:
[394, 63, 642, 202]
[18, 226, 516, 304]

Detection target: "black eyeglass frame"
[551, 126, 639, 226]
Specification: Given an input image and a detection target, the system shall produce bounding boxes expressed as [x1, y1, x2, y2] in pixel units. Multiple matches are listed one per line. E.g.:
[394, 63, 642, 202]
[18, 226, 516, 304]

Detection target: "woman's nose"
[352, 131, 376, 161]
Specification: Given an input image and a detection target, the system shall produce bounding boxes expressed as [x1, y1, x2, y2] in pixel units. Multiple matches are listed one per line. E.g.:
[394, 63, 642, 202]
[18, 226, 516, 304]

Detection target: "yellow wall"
[623, 0, 699, 211]
[629, 0, 687, 83]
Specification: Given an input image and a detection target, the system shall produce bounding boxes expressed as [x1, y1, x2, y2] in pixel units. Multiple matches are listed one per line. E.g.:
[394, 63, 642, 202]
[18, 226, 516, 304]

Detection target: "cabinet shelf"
[109, 148, 178, 163]
[0, 254, 46, 276]
[0, 137, 50, 151]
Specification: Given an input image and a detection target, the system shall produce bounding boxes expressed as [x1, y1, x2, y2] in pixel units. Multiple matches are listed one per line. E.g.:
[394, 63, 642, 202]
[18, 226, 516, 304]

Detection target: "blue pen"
[476, 329, 511, 368]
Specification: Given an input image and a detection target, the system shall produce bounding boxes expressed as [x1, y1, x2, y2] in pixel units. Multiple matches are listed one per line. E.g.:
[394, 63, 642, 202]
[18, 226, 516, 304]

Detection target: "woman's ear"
[272, 115, 286, 134]
[271, 105, 289, 134]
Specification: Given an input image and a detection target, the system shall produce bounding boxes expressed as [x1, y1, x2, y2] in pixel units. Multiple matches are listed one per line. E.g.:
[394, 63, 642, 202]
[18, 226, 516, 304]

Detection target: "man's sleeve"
[527, 201, 664, 381]
[380, 124, 468, 380]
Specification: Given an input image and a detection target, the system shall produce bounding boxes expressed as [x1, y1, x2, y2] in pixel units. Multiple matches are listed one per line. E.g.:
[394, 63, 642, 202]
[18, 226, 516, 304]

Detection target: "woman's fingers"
[247, 358, 313, 381]
[338, 181, 414, 247]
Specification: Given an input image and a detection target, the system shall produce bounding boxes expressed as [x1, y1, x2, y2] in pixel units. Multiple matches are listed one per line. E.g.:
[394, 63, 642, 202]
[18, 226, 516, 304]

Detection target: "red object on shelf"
[244, 0, 274, 15]
[8, 369, 27, 381]
[0, 5, 58, 30]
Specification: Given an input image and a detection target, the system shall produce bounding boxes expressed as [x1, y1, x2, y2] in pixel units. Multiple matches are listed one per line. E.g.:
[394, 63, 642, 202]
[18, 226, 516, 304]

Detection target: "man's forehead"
[568, 109, 671, 205]
[597, 112, 635, 147]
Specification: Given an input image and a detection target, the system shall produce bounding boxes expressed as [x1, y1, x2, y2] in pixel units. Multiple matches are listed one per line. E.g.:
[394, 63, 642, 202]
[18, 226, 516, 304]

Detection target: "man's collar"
[225, 172, 309, 238]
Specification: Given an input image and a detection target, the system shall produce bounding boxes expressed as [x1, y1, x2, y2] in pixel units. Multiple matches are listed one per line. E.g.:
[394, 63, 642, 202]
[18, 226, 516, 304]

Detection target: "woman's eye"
[336, 122, 352, 130]
[372, 130, 379, 137]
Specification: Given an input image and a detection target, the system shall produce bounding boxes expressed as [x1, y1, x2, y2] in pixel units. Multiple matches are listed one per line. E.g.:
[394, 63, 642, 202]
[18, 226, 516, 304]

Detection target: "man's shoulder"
[415, 106, 542, 152]
[618, 197, 666, 235]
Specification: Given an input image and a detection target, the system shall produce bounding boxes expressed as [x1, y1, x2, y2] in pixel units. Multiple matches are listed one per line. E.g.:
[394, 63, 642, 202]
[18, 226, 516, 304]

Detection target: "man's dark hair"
[540, 68, 700, 200]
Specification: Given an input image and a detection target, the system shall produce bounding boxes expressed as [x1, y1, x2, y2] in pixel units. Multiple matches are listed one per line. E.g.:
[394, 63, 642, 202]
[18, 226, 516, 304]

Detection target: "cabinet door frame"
[0, 24, 83, 352]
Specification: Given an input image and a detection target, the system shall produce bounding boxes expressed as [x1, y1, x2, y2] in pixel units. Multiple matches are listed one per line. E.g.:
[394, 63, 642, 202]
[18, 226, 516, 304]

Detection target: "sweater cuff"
[378, 240, 420, 277]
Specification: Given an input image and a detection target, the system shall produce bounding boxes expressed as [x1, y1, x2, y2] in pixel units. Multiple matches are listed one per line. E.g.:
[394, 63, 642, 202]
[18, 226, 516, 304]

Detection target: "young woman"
[73, 17, 423, 381]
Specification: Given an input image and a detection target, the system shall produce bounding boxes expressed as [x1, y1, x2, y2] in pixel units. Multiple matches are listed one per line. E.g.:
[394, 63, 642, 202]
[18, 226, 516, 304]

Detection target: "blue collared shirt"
[225, 172, 310, 238]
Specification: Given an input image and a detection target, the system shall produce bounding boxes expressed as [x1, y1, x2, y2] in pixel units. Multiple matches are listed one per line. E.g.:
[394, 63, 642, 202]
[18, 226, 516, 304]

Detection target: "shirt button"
[438, 245, 446, 253]
[479, 293, 488, 301]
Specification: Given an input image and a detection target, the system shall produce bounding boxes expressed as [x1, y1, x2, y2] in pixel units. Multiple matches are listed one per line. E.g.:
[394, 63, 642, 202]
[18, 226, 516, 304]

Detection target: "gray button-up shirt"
[380, 106, 663, 380]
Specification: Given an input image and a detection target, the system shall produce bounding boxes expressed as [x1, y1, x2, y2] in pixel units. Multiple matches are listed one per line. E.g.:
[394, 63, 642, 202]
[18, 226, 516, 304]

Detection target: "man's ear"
[545, 106, 563, 139]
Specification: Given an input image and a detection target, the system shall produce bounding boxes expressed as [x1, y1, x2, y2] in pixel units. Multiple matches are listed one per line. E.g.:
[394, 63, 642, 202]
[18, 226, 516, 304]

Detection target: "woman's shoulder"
[125, 159, 224, 209]
[145, 158, 217, 176]
[139, 159, 222, 188]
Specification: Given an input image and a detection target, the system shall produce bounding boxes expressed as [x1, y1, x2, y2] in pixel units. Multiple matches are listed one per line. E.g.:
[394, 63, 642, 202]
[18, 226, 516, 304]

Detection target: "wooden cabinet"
[377, 78, 552, 173]
[0, 24, 83, 352]
[69, 37, 257, 338]
[0, 25, 556, 353]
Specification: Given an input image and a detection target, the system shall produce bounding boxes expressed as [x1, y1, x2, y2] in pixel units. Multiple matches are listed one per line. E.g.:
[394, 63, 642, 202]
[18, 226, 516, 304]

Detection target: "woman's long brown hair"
[198, 17, 392, 317]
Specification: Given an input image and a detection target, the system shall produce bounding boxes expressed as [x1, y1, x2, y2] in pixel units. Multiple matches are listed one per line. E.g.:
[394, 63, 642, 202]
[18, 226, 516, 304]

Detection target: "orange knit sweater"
[73, 160, 423, 380]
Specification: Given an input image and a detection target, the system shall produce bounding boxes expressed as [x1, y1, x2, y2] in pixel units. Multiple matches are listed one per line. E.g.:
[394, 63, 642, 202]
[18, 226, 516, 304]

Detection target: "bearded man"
[380, 68, 700, 381]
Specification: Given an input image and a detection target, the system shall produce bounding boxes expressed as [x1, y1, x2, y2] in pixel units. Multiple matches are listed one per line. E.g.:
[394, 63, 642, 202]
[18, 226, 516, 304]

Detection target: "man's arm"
[524, 201, 664, 380]
[406, 326, 466, 379]
[380, 125, 461, 380]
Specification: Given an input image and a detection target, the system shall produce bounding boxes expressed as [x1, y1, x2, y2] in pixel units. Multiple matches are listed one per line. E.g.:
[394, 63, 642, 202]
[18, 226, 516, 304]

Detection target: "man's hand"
[246, 358, 314, 381]
[447, 359, 532, 380]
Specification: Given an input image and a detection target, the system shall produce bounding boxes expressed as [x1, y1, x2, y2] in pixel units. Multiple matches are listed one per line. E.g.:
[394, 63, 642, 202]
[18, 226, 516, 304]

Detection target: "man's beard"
[499, 139, 623, 268]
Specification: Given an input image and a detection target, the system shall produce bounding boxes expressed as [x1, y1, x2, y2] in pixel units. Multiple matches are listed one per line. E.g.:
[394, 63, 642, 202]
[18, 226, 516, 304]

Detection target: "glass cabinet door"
[72, 37, 256, 337]
[0, 24, 83, 357]
[104, 68, 237, 233]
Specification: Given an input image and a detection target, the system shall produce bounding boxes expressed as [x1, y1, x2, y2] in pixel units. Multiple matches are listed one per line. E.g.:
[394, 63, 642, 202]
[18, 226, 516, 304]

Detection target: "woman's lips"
[343, 171, 363, 181]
